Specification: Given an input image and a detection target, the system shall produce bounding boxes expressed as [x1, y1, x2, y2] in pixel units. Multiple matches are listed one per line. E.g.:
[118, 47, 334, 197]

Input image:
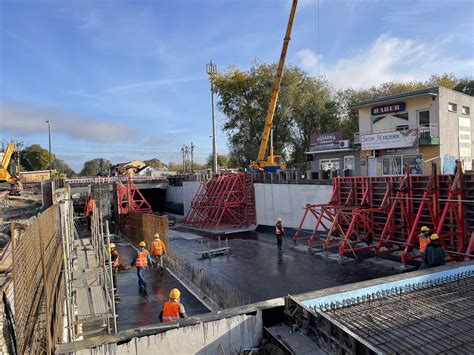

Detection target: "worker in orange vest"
[109, 243, 120, 303]
[131, 241, 153, 290]
[159, 288, 187, 323]
[84, 197, 96, 230]
[276, 217, 284, 252]
[150, 233, 166, 270]
[418, 226, 431, 269]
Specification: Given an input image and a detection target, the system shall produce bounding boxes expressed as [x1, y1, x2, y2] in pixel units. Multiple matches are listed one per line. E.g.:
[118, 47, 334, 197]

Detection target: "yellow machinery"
[250, 0, 298, 172]
[0, 143, 16, 182]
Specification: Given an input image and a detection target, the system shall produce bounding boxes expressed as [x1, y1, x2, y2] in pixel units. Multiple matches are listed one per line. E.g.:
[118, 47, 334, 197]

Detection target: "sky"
[0, 0, 473, 172]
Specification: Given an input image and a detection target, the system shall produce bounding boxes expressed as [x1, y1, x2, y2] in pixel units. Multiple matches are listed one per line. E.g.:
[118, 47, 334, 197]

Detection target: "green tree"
[206, 154, 230, 169]
[20, 144, 75, 176]
[454, 77, 474, 96]
[144, 158, 165, 170]
[214, 63, 334, 166]
[79, 158, 111, 176]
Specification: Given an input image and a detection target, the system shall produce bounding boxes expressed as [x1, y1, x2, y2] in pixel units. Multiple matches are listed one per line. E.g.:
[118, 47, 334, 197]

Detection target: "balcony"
[418, 124, 440, 146]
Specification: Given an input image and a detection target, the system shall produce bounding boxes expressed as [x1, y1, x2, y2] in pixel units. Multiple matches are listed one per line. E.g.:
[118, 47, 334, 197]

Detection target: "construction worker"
[275, 217, 284, 252]
[131, 241, 153, 290]
[150, 233, 166, 270]
[159, 288, 187, 323]
[85, 197, 96, 230]
[109, 243, 120, 303]
[419, 226, 431, 256]
[423, 234, 447, 268]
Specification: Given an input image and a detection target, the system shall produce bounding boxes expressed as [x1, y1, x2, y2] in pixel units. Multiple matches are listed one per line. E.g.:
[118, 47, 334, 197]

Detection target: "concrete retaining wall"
[166, 186, 183, 204]
[183, 181, 201, 217]
[255, 183, 332, 230]
[76, 312, 262, 355]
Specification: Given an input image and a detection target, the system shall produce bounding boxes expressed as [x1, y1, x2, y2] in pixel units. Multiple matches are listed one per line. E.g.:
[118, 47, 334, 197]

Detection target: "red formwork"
[117, 177, 152, 228]
[183, 173, 256, 229]
[293, 162, 474, 263]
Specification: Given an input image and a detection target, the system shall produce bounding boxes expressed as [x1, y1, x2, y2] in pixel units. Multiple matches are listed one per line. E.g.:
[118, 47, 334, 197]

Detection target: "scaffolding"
[183, 173, 256, 229]
[62, 200, 117, 340]
[117, 177, 152, 228]
[293, 162, 474, 262]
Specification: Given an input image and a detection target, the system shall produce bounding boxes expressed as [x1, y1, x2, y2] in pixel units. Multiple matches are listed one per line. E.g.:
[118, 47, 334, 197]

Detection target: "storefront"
[355, 86, 474, 176]
[305, 131, 360, 179]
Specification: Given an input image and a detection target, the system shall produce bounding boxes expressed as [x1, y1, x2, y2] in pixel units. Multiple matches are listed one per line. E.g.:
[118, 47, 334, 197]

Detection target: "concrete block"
[314, 251, 356, 264]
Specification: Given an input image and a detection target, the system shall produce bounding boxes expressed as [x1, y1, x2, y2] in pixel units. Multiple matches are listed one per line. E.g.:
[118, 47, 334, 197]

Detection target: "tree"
[454, 77, 474, 96]
[20, 144, 75, 176]
[144, 158, 165, 170]
[206, 154, 229, 169]
[79, 158, 111, 176]
[214, 63, 332, 166]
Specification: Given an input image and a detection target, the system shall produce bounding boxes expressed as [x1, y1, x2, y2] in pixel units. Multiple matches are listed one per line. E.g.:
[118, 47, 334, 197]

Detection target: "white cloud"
[0, 102, 138, 143]
[296, 34, 474, 88]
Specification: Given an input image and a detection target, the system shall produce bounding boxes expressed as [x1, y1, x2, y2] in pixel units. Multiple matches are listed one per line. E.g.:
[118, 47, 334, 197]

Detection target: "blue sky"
[1, 0, 473, 172]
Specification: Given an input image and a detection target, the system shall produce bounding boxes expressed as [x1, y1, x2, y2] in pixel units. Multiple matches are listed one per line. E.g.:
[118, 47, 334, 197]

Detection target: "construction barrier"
[12, 204, 65, 354]
[128, 212, 169, 247]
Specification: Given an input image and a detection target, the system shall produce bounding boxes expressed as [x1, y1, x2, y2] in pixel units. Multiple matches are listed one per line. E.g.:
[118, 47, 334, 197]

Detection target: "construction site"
[1, 0, 474, 354]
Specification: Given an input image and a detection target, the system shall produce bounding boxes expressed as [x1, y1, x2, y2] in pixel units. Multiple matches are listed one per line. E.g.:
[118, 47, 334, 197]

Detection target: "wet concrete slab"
[169, 232, 399, 303]
[114, 245, 209, 331]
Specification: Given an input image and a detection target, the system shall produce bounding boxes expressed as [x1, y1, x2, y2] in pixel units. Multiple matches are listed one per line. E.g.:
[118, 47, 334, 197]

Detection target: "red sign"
[310, 132, 343, 146]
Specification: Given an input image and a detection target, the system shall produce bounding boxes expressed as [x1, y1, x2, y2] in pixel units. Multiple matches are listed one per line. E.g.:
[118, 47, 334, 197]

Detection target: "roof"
[353, 86, 439, 108]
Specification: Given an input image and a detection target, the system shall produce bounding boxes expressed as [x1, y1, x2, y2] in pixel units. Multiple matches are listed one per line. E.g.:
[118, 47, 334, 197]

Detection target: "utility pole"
[181, 146, 185, 174]
[190, 142, 195, 173]
[46, 120, 52, 179]
[206, 60, 218, 175]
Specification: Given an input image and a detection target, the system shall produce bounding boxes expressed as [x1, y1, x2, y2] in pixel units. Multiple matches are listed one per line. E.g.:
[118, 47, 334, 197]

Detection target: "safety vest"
[135, 249, 149, 267]
[85, 199, 96, 216]
[419, 235, 430, 253]
[276, 224, 284, 235]
[151, 240, 165, 256]
[162, 301, 180, 323]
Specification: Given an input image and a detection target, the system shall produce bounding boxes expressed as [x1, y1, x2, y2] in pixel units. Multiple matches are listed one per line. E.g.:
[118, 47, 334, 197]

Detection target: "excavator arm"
[252, 0, 298, 170]
[0, 143, 15, 182]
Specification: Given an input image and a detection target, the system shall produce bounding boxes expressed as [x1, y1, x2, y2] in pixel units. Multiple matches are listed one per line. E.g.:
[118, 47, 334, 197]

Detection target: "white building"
[355, 86, 473, 176]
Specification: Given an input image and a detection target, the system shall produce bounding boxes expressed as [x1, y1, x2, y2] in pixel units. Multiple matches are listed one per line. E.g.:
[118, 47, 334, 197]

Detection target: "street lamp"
[206, 60, 218, 175]
[46, 120, 52, 179]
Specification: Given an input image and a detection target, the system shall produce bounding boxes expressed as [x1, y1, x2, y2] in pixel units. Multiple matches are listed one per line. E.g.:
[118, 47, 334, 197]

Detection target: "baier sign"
[361, 129, 418, 150]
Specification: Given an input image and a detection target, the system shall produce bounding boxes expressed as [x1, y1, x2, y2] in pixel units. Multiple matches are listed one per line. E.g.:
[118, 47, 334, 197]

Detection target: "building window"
[462, 106, 470, 115]
[448, 103, 457, 112]
[382, 156, 402, 175]
[344, 156, 355, 171]
[403, 155, 423, 175]
[320, 159, 340, 175]
[418, 110, 430, 126]
[396, 125, 409, 131]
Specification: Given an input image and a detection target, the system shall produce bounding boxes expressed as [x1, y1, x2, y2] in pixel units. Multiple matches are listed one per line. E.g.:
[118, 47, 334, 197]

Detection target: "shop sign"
[310, 131, 343, 146]
[361, 129, 418, 150]
[371, 102, 406, 116]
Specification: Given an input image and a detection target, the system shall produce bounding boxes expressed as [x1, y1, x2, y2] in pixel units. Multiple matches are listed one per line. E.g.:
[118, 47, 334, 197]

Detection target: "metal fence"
[12, 204, 64, 355]
[166, 249, 251, 310]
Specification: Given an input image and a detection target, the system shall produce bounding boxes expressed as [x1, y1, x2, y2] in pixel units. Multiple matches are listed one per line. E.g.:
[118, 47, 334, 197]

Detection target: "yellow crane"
[250, 0, 298, 172]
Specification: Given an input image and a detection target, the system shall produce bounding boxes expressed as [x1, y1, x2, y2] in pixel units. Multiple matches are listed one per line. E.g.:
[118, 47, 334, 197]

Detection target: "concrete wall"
[76, 313, 262, 355]
[166, 186, 183, 204]
[255, 183, 333, 230]
[183, 181, 201, 217]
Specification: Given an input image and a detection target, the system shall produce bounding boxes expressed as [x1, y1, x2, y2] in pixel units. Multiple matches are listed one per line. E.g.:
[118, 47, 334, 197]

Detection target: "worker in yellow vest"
[159, 288, 187, 323]
[150, 233, 167, 270]
[131, 241, 153, 290]
[276, 217, 284, 252]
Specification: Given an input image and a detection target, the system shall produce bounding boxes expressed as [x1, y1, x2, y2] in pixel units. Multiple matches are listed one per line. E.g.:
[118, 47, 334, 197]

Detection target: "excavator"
[0, 142, 22, 194]
[250, 0, 298, 172]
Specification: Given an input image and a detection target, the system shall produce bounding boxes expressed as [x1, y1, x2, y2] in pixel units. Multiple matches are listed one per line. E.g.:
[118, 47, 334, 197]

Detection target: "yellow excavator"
[0, 142, 17, 182]
[250, 0, 298, 172]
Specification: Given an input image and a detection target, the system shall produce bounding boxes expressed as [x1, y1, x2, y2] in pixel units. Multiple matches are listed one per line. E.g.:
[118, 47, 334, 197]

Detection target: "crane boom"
[253, 0, 298, 170]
